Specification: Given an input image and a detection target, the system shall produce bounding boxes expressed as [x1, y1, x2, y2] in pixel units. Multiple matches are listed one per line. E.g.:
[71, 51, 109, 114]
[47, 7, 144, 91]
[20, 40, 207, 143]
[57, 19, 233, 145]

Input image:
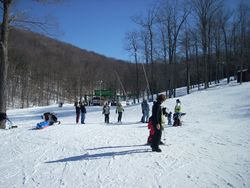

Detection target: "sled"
[36, 126, 49, 130]
[36, 121, 50, 129]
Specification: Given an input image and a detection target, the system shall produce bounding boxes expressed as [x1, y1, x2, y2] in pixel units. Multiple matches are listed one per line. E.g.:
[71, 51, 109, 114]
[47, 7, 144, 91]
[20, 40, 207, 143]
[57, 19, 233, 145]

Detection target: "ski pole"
[123, 110, 126, 123]
[7, 117, 13, 125]
[6, 118, 17, 128]
[163, 124, 166, 141]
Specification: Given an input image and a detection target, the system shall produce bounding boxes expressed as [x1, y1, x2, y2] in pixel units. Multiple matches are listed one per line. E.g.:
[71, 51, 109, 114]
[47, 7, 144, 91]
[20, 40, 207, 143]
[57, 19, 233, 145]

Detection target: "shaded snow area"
[1, 82, 250, 188]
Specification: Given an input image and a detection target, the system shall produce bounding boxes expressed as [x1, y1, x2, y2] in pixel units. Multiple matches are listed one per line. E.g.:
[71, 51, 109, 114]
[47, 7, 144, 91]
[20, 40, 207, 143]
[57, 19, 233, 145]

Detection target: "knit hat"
[157, 94, 166, 102]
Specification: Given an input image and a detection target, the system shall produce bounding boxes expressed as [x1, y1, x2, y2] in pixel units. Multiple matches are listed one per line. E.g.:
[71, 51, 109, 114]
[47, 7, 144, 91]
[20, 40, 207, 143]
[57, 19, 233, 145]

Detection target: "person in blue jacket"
[141, 99, 150, 123]
[80, 102, 87, 124]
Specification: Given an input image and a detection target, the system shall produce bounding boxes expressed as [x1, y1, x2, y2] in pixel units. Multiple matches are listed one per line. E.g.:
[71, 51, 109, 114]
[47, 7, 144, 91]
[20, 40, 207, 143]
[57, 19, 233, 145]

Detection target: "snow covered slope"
[1, 82, 250, 188]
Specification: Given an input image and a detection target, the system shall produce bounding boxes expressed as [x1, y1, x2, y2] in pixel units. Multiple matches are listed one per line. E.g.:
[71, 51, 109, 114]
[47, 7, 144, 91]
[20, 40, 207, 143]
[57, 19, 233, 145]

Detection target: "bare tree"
[124, 31, 140, 103]
[191, 0, 223, 89]
[234, 1, 250, 84]
[0, 0, 61, 128]
[0, 0, 12, 129]
[131, 7, 157, 98]
[156, 11, 170, 96]
[139, 30, 151, 99]
[219, 7, 232, 83]
[182, 24, 191, 94]
[157, 0, 190, 97]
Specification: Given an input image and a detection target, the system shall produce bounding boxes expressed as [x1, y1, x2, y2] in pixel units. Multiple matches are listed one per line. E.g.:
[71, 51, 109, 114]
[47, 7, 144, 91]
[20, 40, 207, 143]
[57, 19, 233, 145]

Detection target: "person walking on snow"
[80, 102, 87, 124]
[141, 99, 150, 123]
[102, 103, 110, 124]
[116, 102, 124, 123]
[150, 94, 166, 152]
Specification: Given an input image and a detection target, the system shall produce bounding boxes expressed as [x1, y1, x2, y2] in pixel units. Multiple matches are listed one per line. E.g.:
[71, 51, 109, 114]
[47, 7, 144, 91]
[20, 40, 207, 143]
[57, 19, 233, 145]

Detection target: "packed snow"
[1, 81, 250, 188]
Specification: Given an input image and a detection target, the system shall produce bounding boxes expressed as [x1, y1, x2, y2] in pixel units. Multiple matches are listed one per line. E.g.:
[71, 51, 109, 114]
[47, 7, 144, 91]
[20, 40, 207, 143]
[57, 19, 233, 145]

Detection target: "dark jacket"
[75, 106, 80, 114]
[151, 101, 162, 128]
[141, 100, 149, 113]
[80, 104, 86, 113]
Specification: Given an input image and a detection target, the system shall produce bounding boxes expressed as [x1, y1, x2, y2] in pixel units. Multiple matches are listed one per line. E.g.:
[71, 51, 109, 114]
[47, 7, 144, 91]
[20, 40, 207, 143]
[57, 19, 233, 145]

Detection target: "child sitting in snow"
[42, 112, 60, 125]
[37, 112, 60, 129]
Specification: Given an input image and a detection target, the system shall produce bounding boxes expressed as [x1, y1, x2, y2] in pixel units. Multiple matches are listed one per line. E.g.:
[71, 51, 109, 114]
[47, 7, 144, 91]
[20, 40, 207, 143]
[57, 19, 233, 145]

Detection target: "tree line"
[124, 0, 250, 100]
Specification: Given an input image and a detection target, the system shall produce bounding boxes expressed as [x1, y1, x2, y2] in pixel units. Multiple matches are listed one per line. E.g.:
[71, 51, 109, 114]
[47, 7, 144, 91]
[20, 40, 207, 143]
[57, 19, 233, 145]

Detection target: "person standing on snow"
[103, 103, 110, 124]
[167, 111, 172, 125]
[174, 99, 181, 114]
[74, 101, 81, 124]
[173, 99, 185, 126]
[150, 94, 166, 152]
[141, 99, 150, 123]
[80, 102, 87, 124]
[116, 102, 124, 123]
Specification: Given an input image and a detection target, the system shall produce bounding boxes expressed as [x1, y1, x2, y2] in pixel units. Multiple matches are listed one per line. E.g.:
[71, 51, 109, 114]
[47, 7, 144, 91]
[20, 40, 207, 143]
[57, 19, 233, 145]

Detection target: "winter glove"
[156, 124, 161, 130]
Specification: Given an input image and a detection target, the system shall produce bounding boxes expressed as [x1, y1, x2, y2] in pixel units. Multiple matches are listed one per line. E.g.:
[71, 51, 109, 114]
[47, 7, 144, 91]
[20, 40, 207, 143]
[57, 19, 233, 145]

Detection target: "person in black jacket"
[42, 112, 60, 125]
[151, 94, 166, 152]
[103, 103, 110, 124]
[74, 101, 81, 124]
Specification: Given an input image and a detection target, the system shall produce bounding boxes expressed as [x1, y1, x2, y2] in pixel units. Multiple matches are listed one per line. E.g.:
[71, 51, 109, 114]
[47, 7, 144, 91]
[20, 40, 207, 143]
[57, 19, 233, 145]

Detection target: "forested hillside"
[7, 24, 248, 109]
[7, 29, 142, 108]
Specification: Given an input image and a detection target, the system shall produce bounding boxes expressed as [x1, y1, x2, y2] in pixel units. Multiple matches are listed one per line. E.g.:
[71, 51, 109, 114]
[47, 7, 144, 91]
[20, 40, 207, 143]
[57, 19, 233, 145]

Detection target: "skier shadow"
[107, 121, 142, 126]
[45, 145, 149, 163]
[85, 144, 146, 151]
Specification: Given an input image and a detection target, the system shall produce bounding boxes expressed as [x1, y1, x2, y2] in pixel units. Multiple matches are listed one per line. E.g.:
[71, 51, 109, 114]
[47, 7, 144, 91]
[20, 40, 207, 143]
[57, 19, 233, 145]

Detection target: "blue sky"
[12, 0, 248, 61]
[14, 0, 157, 61]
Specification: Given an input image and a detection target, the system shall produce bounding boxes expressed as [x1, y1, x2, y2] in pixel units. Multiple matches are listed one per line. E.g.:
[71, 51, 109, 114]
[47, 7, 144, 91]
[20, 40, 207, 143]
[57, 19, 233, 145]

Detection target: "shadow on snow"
[45, 145, 149, 163]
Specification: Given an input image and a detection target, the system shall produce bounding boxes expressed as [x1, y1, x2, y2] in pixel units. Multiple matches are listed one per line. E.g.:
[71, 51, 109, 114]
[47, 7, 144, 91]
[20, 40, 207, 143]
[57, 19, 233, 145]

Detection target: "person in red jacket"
[147, 107, 168, 145]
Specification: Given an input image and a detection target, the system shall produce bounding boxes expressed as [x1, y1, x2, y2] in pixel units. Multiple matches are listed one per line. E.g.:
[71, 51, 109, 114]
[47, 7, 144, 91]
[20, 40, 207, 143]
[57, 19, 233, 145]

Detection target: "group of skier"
[36, 96, 185, 152]
[102, 102, 124, 124]
[74, 101, 87, 124]
[74, 101, 125, 124]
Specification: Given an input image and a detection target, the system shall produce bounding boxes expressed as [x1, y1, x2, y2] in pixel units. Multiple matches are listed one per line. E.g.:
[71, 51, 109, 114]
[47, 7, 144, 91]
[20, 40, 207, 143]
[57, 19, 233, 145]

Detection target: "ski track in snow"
[0, 81, 250, 188]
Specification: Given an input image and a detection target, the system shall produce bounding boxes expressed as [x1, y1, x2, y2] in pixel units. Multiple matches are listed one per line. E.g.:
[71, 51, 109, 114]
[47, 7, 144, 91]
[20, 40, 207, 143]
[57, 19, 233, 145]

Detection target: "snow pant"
[173, 113, 181, 126]
[104, 114, 109, 123]
[76, 112, 80, 123]
[147, 127, 155, 144]
[81, 112, 86, 124]
[147, 120, 154, 144]
[142, 111, 149, 123]
[118, 112, 122, 122]
[168, 117, 172, 125]
[151, 126, 162, 150]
